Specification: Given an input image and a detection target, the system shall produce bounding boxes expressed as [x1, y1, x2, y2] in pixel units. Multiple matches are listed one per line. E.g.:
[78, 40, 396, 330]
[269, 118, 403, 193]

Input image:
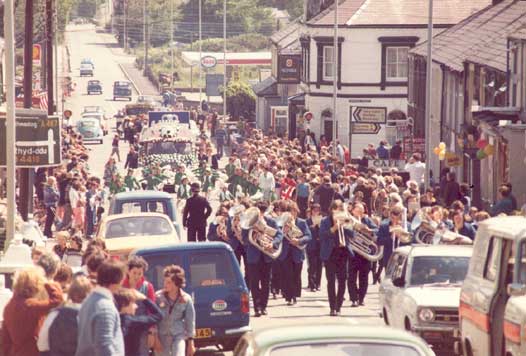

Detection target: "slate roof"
[270, 20, 301, 51]
[308, 0, 490, 26]
[509, 26, 526, 40]
[412, 0, 526, 72]
[252, 76, 277, 96]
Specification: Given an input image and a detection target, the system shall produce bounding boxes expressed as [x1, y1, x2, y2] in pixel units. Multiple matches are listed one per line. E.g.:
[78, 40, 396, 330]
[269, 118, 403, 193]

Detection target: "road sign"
[352, 107, 387, 123]
[351, 122, 381, 134]
[206, 74, 224, 97]
[32, 44, 41, 65]
[63, 110, 72, 119]
[0, 109, 61, 167]
[304, 112, 313, 121]
[201, 55, 217, 69]
[148, 111, 190, 127]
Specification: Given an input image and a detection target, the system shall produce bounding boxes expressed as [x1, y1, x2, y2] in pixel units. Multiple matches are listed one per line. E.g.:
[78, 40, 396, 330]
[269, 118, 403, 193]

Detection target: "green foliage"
[185, 33, 269, 52]
[221, 80, 255, 119]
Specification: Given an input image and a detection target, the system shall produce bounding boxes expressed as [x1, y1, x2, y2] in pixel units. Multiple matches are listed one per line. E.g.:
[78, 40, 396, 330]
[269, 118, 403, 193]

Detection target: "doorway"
[324, 120, 333, 142]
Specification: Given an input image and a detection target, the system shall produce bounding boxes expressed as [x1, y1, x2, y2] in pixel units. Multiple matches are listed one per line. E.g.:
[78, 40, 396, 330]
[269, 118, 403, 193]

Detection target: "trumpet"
[276, 212, 306, 250]
[229, 205, 246, 244]
[389, 225, 412, 244]
[240, 207, 282, 259]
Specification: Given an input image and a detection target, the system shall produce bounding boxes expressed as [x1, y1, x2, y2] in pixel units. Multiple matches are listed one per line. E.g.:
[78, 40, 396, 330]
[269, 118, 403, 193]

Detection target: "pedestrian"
[443, 171, 461, 207]
[376, 141, 389, 159]
[295, 176, 310, 218]
[43, 176, 60, 239]
[242, 201, 283, 317]
[75, 260, 126, 356]
[114, 288, 163, 356]
[376, 205, 406, 284]
[182, 182, 212, 242]
[103, 158, 118, 188]
[37, 275, 93, 356]
[320, 200, 353, 316]
[258, 166, 275, 202]
[306, 204, 323, 292]
[390, 140, 402, 160]
[404, 153, 426, 191]
[2, 266, 64, 356]
[451, 209, 476, 240]
[53, 231, 69, 259]
[125, 147, 139, 170]
[490, 184, 514, 216]
[214, 124, 227, 157]
[63, 235, 83, 268]
[111, 134, 121, 162]
[156, 265, 196, 356]
[313, 176, 335, 216]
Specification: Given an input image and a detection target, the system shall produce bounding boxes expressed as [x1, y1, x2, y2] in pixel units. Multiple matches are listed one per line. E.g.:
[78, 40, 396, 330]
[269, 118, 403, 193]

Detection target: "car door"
[380, 252, 406, 326]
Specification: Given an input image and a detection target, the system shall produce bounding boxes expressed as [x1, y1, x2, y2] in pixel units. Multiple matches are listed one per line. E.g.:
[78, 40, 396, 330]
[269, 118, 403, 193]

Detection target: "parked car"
[457, 216, 526, 356]
[136, 95, 162, 107]
[80, 63, 93, 76]
[234, 324, 436, 356]
[87, 80, 102, 95]
[96, 212, 179, 260]
[76, 117, 103, 144]
[113, 81, 132, 101]
[81, 58, 94, 69]
[82, 112, 108, 135]
[108, 190, 181, 238]
[132, 242, 251, 351]
[379, 244, 472, 352]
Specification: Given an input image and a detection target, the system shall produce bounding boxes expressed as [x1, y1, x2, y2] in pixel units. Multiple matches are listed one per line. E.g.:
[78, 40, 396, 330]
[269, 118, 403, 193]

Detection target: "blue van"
[132, 242, 251, 351]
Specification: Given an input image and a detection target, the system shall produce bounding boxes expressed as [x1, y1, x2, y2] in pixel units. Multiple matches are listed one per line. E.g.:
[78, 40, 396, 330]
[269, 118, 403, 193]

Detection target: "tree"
[221, 80, 255, 120]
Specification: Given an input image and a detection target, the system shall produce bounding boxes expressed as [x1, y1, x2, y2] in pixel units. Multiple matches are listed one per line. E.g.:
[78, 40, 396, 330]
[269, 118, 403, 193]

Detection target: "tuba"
[276, 212, 306, 250]
[411, 208, 437, 244]
[228, 204, 246, 244]
[333, 212, 384, 262]
[240, 207, 282, 259]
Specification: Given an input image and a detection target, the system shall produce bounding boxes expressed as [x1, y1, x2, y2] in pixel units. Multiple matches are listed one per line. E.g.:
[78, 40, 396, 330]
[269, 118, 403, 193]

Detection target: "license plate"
[195, 328, 212, 339]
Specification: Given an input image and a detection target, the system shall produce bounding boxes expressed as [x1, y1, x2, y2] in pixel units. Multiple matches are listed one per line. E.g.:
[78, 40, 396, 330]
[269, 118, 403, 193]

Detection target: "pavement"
[61, 24, 391, 356]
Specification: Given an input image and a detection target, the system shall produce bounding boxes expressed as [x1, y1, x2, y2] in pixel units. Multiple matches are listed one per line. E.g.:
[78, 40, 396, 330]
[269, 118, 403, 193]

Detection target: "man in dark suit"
[242, 201, 283, 317]
[124, 146, 139, 169]
[183, 182, 212, 242]
[320, 200, 354, 316]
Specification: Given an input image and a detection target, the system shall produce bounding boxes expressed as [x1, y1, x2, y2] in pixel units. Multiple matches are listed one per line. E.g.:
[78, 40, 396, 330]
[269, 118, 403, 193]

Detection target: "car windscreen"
[120, 201, 169, 215]
[188, 251, 237, 288]
[146, 141, 193, 155]
[140, 253, 183, 291]
[104, 216, 173, 238]
[410, 256, 470, 286]
[78, 120, 97, 128]
[270, 342, 423, 356]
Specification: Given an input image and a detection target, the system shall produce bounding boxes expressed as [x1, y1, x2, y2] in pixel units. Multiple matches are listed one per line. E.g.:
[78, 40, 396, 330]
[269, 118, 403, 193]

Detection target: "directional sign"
[351, 122, 381, 134]
[0, 109, 61, 167]
[352, 107, 387, 123]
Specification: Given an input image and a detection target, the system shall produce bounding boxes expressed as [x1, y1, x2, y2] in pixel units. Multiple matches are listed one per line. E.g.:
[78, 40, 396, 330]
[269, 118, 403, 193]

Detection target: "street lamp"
[332, 0, 339, 156]
[198, 0, 202, 103]
[223, 0, 227, 118]
[424, 0, 433, 188]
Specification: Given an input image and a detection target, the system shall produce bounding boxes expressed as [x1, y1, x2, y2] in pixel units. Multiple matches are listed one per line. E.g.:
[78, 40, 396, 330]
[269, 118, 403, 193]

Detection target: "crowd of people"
[1, 242, 196, 356]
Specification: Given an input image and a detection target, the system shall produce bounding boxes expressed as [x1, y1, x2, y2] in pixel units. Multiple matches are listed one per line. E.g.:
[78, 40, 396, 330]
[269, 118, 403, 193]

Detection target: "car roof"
[113, 190, 172, 201]
[478, 216, 526, 240]
[114, 81, 130, 85]
[405, 244, 473, 258]
[101, 212, 171, 222]
[251, 324, 431, 351]
[133, 242, 233, 255]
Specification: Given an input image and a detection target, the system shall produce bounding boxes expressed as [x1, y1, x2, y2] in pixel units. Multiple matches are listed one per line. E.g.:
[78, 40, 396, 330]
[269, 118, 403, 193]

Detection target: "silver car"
[379, 244, 472, 351]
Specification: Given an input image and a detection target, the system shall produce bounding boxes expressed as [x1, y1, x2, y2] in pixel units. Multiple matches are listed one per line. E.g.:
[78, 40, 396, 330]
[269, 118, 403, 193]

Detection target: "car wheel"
[382, 308, 389, 325]
[113, 97, 116, 101]
[99, 139, 103, 144]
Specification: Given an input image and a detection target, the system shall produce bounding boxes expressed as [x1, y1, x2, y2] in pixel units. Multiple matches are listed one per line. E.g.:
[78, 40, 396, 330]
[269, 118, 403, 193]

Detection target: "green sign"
[0, 109, 62, 167]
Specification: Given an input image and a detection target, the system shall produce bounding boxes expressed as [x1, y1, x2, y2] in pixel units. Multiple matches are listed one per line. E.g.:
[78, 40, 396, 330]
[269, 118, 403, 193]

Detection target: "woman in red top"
[122, 256, 155, 301]
[2, 266, 64, 356]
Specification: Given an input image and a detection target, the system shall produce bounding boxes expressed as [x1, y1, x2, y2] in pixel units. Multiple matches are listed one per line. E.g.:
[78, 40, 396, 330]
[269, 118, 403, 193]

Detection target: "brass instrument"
[410, 208, 472, 245]
[389, 225, 412, 244]
[240, 207, 282, 259]
[276, 212, 306, 250]
[311, 215, 322, 227]
[215, 215, 229, 242]
[333, 212, 384, 262]
[228, 205, 245, 244]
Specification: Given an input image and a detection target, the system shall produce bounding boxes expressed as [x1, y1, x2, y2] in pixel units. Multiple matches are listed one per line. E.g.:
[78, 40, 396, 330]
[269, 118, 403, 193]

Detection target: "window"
[386, 47, 409, 81]
[270, 342, 421, 356]
[484, 237, 500, 281]
[142, 253, 182, 290]
[323, 46, 334, 80]
[189, 251, 236, 287]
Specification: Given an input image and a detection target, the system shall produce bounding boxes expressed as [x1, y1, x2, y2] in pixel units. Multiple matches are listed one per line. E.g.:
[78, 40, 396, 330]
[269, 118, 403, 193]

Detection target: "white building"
[299, 0, 490, 156]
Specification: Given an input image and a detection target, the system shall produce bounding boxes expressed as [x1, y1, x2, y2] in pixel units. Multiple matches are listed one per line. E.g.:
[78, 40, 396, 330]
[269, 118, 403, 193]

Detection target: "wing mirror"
[508, 283, 526, 297]
[393, 277, 405, 288]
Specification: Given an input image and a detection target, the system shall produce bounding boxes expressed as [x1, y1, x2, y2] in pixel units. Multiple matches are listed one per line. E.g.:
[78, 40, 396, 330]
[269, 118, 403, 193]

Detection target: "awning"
[472, 106, 521, 126]
[288, 93, 305, 105]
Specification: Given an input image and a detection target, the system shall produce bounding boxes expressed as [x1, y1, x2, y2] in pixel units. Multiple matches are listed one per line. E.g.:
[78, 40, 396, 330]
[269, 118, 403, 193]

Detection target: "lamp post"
[424, 0, 434, 188]
[332, 0, 339, 156]
[223, 0, 227, 118]
[198, 0, 202, 103]
[170, 0, 174, 87]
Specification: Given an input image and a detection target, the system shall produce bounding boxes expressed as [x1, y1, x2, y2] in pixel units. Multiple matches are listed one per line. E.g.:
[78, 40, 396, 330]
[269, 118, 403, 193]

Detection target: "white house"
[299, 0, 490, 156]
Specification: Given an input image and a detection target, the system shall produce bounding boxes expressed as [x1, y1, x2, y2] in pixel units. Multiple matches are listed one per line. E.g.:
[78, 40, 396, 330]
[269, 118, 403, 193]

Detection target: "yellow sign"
[32, 44, 41, 64]
[445, 152, 462, 167]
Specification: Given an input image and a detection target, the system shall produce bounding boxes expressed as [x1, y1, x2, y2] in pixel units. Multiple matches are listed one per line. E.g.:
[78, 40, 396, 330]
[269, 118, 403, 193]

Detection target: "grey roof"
[252, 76, 277, 96]
[412, 0, 526, 72]
[308, 0, 490, 26]
[509, 26, 526, 40]
[270, 20, 302, 51]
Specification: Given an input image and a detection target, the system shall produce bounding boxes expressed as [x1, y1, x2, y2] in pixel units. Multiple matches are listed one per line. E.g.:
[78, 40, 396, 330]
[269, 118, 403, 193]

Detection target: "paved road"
[62, 24, 389, 355]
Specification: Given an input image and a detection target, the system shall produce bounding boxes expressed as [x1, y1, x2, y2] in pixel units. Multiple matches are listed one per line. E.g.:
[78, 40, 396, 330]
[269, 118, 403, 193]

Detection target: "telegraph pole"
[20, 0, 35, 220]
[143, 0, 148, 75]
[198, 0, 202, 102]
[332, 0, 339, 156]
[46, 0, 54, 115]
[223, 0, 227, 117]
[424, 0, 433, 189]
[123, 0, 128, 51]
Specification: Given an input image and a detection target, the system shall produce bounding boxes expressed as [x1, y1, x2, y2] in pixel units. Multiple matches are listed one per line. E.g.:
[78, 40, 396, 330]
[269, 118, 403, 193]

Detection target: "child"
[114, 288, 163, 356]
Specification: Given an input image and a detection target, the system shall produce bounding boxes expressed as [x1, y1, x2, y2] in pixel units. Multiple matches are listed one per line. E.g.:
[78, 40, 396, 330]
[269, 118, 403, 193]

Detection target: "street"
[62, 24, 386, 352]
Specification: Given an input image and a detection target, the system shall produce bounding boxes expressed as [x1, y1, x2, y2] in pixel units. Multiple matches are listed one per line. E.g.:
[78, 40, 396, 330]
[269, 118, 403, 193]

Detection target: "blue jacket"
[377, 219, 411, 267]
[278, 218, 312, 263]
[377, 145, 389, 159]
[226, 217, 242, 251]
[242, 216, 283, 264]
[457, 222, 476, 240]
[490, 197, 514, 216]
[208, 219, 242, 251]
[306, 217, 321, 252]
[319, 216, 354, 262]
[44, 186, 60, 208]
[75, 287, 124, 356]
